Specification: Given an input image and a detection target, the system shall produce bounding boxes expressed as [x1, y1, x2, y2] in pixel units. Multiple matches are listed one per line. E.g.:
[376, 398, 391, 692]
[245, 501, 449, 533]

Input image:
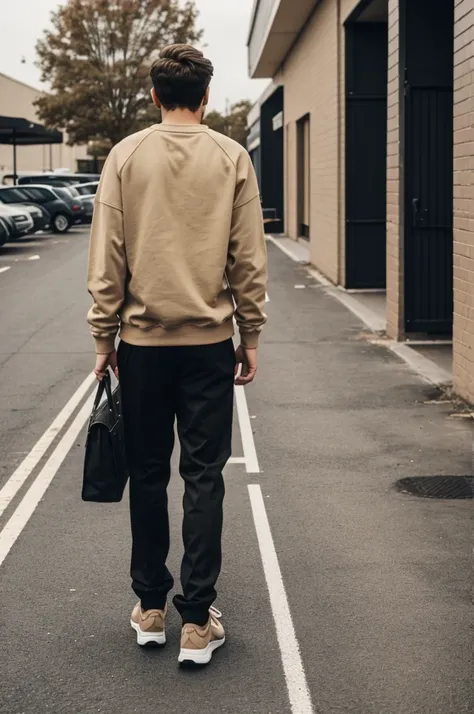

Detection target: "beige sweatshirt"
[87, 124, 267, 354]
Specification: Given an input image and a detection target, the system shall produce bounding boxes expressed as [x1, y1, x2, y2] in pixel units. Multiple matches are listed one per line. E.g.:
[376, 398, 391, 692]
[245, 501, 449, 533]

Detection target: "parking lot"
[0, 229, 472, 713]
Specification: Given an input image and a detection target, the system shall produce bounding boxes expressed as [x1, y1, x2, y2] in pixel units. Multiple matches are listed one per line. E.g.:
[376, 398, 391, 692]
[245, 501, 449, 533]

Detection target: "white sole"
[130, 619, 166, 646]
[178, 636, 225, 665]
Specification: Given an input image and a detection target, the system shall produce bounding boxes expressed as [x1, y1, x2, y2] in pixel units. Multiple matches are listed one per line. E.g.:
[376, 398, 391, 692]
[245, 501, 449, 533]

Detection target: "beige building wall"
[255, 0, 474, 401]
[453, 0, 474, 403]
[279, 0, 362, 285]
[280, 0, 340, 283]
[0, 73, 87, 177]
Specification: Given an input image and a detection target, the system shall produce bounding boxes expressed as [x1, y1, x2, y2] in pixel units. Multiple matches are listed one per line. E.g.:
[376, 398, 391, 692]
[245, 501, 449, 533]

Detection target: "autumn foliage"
[35, 0, 202, 145]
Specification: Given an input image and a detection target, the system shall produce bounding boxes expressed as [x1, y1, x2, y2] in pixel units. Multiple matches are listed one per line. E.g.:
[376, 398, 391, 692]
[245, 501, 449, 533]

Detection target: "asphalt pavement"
[0, 230, 472, 714]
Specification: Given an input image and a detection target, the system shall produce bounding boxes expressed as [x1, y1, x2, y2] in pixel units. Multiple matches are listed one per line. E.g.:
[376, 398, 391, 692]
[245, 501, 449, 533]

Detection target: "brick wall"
[453, 0, 474, 403]
[385, 0, 403, 340]
[281, 0, 340, 283]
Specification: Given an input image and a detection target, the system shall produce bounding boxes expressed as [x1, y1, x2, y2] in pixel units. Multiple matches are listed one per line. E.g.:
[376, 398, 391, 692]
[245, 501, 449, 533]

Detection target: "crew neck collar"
[154, 124, 208, 132]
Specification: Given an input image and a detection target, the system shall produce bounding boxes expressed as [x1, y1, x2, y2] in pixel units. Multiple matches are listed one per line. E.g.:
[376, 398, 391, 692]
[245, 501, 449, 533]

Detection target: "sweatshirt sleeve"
[226, 151, 268, 349]
[87, 149, 126, 354]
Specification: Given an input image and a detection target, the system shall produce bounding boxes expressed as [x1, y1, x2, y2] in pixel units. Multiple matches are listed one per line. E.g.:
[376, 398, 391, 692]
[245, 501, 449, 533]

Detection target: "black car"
[57, 185, 94, 224]
[0, 185, 78, 234]
[49, 186, 86, 224]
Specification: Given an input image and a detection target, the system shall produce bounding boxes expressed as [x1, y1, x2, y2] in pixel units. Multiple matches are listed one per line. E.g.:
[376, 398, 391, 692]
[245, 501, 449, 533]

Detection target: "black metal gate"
[402, 0, 453, 334]
[345, 23, 387, 289]
[404, 86, 453, 333]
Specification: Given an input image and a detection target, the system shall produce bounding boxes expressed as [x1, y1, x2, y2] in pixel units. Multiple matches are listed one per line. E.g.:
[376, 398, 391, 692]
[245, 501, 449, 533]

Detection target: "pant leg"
[173, 339, 235, 626]
[117, 340, 176, 610]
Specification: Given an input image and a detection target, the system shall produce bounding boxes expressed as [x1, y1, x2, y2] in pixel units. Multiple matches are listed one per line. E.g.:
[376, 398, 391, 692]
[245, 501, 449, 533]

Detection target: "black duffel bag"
[82, 370, 128, 503]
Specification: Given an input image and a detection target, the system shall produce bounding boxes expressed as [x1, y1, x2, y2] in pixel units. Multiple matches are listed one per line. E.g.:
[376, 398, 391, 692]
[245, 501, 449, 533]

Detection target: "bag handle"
[92, 370, 117, 419]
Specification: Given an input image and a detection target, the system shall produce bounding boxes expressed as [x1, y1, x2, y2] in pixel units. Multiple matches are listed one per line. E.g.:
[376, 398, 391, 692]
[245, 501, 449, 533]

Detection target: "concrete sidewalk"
[255, 242, 473, 713]
[268, 235, 454, 388]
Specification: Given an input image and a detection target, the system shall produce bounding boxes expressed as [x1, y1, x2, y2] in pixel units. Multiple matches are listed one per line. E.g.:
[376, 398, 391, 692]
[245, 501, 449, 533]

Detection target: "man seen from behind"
[87, 44, 267, 666]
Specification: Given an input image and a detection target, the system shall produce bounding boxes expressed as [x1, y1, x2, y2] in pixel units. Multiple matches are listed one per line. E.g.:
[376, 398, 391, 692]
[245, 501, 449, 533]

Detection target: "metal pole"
[49, 144, 53, 171]
[13, 130, 17, 185]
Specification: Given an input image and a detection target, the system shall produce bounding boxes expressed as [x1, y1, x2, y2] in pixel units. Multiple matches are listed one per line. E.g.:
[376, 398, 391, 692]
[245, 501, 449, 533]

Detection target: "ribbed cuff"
[94, 336, 116, 354]
[240, 331, 260, 349]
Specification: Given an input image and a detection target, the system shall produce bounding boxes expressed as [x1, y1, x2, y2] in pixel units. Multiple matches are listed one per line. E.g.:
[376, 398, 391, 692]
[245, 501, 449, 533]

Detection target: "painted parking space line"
[0, 372, 96, 519]
[248, 484, 314, 714]
[0, 266, 11, 274]
[0, 393, 95, 567]
[0, 255, 42, 263]
[235, 386, 260, 474]
[228, 456, 247, 465]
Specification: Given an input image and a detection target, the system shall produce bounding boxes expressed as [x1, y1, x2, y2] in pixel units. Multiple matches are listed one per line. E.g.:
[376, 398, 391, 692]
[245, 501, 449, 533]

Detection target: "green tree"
[204, 100, 253, 147]
[35, 0, 202, 146]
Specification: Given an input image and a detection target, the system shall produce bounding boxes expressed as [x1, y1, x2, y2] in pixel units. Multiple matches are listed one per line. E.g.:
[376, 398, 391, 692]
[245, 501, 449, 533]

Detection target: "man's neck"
[161, 108, 203, 126]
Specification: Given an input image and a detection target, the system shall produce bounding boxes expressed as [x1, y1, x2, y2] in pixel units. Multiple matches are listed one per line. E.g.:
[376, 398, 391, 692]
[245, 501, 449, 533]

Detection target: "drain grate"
[396, 476, 474, 499]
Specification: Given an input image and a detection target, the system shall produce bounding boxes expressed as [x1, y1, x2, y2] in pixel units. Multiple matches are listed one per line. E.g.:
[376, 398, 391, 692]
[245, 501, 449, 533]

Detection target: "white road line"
[228, 456, 246, 464]
[248, 484, 314, 714]
[235, 386, 260, 473]
[0, 266, 11, 274]
[27, 254, 40, 261]
[0, 372, 96, 519]
[0, 394, 94, 567]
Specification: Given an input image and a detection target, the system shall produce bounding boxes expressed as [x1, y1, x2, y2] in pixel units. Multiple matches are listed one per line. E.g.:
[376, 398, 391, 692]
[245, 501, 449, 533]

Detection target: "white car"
[73, 181, 99, 197]
[0, 204, 34, 237]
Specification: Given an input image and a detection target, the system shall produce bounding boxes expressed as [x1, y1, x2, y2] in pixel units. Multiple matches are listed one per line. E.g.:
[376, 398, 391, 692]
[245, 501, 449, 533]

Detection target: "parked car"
[49, 186, 87, 225]
[73, 181, 99, 197]
[0, 212, 15, 243]
[0, 199, 45, 234]
[0, 203, 34, 237]
[0, 216, 11, 248]
[6, 202, 50, 233]
[17, 172, 100, 187]
[0, 186, 76, 234]
[57, 185, 94, 224]
[27, 204, 51, 233]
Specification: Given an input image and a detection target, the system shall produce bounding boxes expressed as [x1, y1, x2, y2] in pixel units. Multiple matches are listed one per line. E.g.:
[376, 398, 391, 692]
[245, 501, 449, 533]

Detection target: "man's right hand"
[235, 346, 258, 386]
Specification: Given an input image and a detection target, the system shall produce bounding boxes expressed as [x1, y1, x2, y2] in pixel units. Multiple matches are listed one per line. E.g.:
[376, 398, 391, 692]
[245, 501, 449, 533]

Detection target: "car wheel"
[52, 213, 71, 233]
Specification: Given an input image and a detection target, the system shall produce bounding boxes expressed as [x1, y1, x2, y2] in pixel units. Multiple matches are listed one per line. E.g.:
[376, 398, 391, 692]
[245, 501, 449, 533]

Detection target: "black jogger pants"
[117, 338, 235, 626]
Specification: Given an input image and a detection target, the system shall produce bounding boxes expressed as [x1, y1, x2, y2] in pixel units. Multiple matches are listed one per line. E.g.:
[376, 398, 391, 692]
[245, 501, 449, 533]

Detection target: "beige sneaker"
[130, 602, 167, 646]
[178, 607, 225, 665]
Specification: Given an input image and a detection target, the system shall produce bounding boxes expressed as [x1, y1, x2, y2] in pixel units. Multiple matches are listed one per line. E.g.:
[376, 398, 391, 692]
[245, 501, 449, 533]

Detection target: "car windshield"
[0, 187, 32, 203]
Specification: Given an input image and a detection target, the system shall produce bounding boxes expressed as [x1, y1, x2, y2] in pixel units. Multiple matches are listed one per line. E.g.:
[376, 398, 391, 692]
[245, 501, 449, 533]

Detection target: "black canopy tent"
[0, 116, 63, 184]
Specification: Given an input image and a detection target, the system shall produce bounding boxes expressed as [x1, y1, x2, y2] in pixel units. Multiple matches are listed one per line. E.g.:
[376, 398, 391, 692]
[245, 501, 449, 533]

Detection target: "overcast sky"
[0, 0, 268, 113]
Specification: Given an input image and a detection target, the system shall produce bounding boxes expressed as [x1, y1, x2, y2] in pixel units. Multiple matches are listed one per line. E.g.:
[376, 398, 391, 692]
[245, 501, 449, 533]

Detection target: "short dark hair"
[150, 44, 214, 112]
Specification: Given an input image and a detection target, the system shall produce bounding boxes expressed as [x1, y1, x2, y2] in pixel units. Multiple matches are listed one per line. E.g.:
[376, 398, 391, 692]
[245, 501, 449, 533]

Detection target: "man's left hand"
[94, 351, 118, 381]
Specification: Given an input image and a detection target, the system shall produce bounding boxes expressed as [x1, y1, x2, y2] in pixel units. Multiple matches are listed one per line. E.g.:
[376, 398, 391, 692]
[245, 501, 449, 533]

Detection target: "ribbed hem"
[119, 320, 234, 347]
[240, 331, 260, 349]
[94, 336, 117, 354]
